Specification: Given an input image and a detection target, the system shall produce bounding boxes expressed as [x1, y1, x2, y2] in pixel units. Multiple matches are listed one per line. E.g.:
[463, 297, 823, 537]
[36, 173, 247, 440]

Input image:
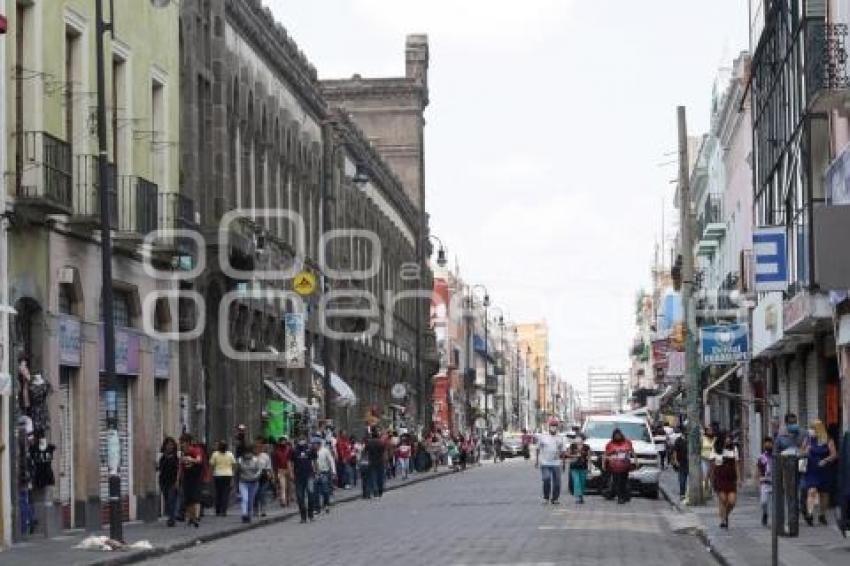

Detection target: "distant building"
[587, 369, 630, 412]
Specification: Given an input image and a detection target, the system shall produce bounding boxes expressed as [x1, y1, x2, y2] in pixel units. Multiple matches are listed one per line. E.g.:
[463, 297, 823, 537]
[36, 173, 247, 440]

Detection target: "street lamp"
[428, 234, 448, 268]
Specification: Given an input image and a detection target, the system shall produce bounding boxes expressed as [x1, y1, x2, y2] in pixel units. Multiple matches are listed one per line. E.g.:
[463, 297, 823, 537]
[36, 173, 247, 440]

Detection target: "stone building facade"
[179, 0, 436, 443]
[4, 0, 182, 536]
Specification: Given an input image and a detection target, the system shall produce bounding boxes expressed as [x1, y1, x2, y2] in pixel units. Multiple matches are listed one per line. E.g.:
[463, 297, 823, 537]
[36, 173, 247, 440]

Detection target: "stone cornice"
[321, 76, 428, 108]
[328, 108, 421, 234]
[226, 0, 327, 120]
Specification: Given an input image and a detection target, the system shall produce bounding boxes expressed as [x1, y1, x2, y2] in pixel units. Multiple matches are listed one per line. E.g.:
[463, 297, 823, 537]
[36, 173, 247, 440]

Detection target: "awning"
[263, 379, 308, 411]
[311, 363, 357, 407]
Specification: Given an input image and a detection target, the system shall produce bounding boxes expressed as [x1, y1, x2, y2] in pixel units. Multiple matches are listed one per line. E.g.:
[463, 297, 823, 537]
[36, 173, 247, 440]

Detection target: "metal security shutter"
[58, 369, 74, 529]
[99, 378, 131, 523]
[805, 350, 819, 426]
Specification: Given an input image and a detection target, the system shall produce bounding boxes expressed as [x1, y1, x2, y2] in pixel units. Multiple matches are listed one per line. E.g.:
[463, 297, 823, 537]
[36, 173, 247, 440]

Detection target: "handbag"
[199, 482, 214, 508]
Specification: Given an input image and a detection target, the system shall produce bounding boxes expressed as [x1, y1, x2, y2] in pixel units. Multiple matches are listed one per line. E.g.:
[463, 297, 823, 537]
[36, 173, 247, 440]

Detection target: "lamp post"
[428, 234, 448, 268]
[93, 0, 121, 541]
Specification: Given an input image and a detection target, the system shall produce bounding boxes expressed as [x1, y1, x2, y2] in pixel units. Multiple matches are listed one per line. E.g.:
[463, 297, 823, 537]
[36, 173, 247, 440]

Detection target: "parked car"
[500, 433, 524, 458]
[581, 414, 661, 499]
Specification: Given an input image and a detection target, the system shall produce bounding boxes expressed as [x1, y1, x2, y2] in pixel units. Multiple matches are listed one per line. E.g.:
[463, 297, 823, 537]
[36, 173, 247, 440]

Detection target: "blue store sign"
[700, 324, 750, 366]
[753, 226, 787, 292]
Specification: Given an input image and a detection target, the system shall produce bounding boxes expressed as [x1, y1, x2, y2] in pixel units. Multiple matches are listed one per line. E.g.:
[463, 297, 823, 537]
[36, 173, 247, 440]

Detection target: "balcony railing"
[16, 131, 73, 211]
[116, 175, 159, 236]
[73, 154, 117, 225]
[697, 194, 725, 242]
[806, 22, 850, 112]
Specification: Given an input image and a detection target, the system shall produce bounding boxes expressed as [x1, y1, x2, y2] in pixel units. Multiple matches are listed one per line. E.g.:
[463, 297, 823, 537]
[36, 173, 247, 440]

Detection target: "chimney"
[405, 34, 429, 88]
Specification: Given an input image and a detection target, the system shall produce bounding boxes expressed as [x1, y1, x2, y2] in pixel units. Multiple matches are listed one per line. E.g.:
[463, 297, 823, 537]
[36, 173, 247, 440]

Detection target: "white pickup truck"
[581, 414, 661, 499]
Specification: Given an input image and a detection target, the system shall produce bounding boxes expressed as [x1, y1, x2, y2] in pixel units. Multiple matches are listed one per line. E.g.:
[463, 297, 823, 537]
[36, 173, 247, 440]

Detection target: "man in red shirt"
[336, 432, 353, 489]
[604, 428, 635, 504]
[272, 437, 293, 507]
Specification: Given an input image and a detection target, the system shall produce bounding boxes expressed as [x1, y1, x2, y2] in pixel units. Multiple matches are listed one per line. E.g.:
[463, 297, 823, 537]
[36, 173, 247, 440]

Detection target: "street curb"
[659, 481, 732, 566]
[87, 468, 462, 566]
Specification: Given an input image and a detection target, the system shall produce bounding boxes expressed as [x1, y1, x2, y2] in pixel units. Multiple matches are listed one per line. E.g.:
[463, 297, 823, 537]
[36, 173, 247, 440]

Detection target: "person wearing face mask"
[604, 428, 635, 504]
[801, 419, 838, 526]
[711, 431, 741, 529]
[568, 433, 590, 504]
[535, 418, 565, 504]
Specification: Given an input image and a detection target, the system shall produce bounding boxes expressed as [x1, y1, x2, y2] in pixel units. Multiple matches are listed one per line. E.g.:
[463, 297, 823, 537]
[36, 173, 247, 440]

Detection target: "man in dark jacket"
[365, 428, 386, 498]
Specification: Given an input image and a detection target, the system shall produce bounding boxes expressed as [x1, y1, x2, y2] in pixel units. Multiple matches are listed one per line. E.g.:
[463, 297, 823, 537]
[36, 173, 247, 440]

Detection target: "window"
[102, 291, 132, 327]
[59, 284, 74, 315]
[64, 28, 81, 153]
[152, 78, 165, 186]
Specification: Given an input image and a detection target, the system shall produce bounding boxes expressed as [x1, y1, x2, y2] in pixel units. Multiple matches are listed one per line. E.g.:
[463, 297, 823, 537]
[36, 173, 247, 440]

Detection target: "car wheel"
[644, 485, 659, 499]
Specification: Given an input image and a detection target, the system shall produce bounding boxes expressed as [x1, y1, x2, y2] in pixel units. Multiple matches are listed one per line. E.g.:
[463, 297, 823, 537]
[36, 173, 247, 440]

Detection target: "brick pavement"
[143, 459, 718, 566]
[0, 466, 456, 566]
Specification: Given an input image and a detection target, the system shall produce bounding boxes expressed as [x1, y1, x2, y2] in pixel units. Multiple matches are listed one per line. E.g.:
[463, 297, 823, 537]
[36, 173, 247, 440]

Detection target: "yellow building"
[517, 321, 549, 424]
[3, 0, 181, 539]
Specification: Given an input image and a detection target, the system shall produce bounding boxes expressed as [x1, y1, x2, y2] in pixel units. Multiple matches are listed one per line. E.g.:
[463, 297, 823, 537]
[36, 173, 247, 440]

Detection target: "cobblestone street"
[144, 461, 717, 566]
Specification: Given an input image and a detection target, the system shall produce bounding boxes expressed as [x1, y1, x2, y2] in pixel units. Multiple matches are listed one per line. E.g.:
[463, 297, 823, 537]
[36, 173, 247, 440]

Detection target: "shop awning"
[263, 379, 308, 411]
[311, 363, 357, 407]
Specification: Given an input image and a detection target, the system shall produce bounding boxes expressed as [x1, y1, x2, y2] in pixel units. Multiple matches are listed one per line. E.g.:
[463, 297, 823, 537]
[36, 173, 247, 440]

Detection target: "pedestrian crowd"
[667, 413, 850, 539]
[155, 424, 493, 527]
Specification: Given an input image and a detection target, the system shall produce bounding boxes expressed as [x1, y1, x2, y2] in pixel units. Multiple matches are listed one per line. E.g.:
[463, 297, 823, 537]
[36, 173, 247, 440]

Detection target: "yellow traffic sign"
[292, 271, 317, 296]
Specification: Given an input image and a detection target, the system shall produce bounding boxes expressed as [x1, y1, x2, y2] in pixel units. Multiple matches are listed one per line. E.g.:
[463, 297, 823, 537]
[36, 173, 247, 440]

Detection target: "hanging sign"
[284, 313, 305, 367]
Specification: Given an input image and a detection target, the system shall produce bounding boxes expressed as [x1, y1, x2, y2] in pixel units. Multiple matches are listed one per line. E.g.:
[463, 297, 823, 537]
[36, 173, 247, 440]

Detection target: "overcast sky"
[270, 0, 749, 394]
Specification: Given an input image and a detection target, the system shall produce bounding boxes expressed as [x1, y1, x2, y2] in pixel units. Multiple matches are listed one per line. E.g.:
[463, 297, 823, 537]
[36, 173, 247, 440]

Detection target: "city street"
[144, 460, 717, 566]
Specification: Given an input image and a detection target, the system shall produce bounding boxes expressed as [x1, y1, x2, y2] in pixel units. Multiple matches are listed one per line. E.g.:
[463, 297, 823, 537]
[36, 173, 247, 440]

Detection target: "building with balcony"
[3, 0, 181, 536]
[749, 0, 843, 436]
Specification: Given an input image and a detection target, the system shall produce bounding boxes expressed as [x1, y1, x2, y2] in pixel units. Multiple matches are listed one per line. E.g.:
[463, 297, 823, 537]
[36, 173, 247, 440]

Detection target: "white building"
[587, 369, 629, 412]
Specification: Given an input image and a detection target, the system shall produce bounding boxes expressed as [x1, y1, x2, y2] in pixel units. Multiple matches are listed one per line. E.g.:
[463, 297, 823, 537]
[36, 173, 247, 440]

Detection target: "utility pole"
[678, 106, 703, 506]
[95, 0, 122, 542]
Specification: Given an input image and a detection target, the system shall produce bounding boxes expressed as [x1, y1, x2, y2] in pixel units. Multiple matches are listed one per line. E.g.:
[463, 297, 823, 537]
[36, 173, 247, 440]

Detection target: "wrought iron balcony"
[15, 131, 73, 212]
[806, 22, 850, 113]
[700, 194, 725, 241]
[72, 154, 116, 226]
[116, 175, 159, 236]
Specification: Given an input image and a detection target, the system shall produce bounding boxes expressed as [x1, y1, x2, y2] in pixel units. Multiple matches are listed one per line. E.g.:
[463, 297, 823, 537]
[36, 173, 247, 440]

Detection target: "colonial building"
[4, 0, 181, 536]
[322, 35, 438, 427]
[179, 0, 436, 443]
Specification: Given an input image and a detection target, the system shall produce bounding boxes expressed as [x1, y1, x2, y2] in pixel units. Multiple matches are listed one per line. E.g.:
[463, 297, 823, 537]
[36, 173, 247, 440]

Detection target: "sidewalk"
[659, 469, 850, 566]
[1, 466, 464, 566]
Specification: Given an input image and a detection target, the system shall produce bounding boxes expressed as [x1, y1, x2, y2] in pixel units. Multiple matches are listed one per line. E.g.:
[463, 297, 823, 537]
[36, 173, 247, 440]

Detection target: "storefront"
[56, 315, 80, 530]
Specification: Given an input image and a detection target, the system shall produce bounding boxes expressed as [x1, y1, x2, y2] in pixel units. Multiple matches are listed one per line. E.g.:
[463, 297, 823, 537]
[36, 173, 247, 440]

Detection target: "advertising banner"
[284, 313, 305, 368]
[58, 315, 82, 367]
[99, 325, 141, 375]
